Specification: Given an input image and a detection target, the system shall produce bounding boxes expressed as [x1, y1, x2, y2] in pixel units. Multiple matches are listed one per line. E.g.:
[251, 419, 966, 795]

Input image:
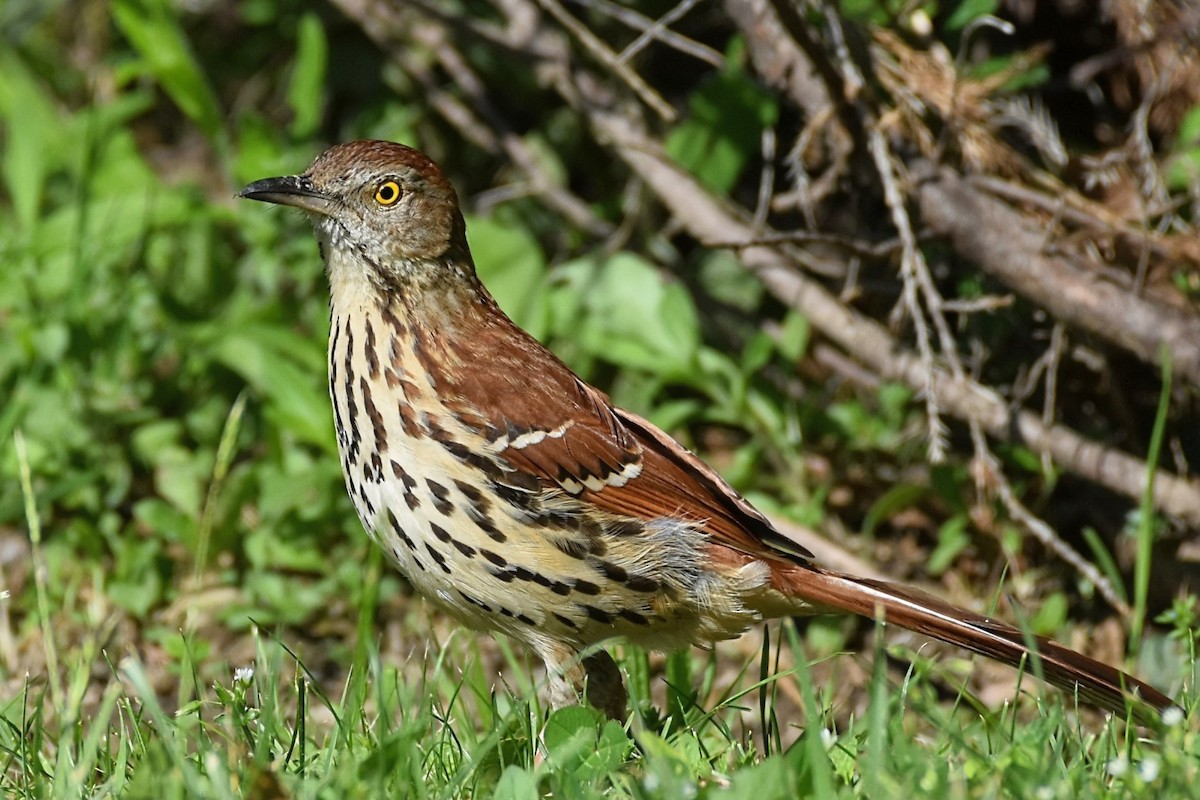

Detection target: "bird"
[239, 139, 1175, 725]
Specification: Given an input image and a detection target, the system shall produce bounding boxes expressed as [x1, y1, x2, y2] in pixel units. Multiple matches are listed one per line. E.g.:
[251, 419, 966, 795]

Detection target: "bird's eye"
[374, 180, 402, 206]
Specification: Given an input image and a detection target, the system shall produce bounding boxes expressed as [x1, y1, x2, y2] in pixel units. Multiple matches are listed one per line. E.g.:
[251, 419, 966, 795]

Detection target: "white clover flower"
[1162, 706, 1185, 727]
[234, 666, 255, 685]
[1106, 757, 1129, 778]
[1138, 757, 1160, 783]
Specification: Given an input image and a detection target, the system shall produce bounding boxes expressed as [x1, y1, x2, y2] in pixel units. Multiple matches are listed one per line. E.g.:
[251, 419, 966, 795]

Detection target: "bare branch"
[705, 231, 899, 260]
[534, 0, 677, 121]
[969, 175, 1200, 267]
[570, 0, 724, 67]
[967, 423, 1131, 616]
[917, 167, 1200, 386]
[764, 0, 868, 153]
[616, 0, 704, 65]
[870, 128, 950, 461]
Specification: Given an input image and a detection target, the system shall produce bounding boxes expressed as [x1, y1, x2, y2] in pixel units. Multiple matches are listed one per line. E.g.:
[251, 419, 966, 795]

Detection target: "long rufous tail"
[779, 566, 1176, 724]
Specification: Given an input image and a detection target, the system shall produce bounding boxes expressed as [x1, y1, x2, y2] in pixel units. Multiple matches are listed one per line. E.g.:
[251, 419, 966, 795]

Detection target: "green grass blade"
[1131, 345, 1172, 651]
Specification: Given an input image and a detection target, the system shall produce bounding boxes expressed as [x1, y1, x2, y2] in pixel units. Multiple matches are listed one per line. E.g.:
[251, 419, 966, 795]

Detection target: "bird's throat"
[323, 238, 490, 337]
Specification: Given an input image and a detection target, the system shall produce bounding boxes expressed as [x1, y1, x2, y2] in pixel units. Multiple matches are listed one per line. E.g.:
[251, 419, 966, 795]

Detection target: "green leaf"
[726, 756, 798, 799]
[945, 0, 1000, 33]
[105, 527, 168, 616]
[927, 515, 970, 575]
[777, 311, 811, 362]
[244, 528, 331, 573]
[1029, 592, 1067, 637]
[804, 616, 849, 656]
[107, 577, 162, 618]
[1166, 108, 1200, 190]
[644, 398, 703, 432]
[154, 452, 207, 518]
[1166, 148, 1200, 191]
[665, 649, 695, 723]
[1178, 105, 1200, 145]
[234, 114, 295, 185]
[741, 332, 775, 375]
[113, 0, 224, 142]
[929, 464, 969, 515]
[287, 13, 328, 138]
[466, 214, 549, 336]
[570, 253, 700, 377]
[697, 250, 764, 312]
[722, 439, 763, 489]
[208, 326, 332, 451]
[493, 765, 538, 800]
[839, 0, 892, 25]
[241, 571, 335, 624]
[541, 705, 604, 776]
[1081, 526, 1128, 605]
[0, 50, 60, 231]
[634, 730, 706, 794]
[863, 482, 928, 538]
[132, 498, 197, 545]
[666, 68, 778, 194]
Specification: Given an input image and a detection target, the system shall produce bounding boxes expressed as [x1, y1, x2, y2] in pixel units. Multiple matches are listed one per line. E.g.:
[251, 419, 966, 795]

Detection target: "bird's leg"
[543, 645, 584, 713]
[582, 650, 628, 721]
[539, 644, 628, 721]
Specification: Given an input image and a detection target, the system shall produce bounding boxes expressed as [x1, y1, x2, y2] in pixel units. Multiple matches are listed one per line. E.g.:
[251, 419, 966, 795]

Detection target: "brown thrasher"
[240, 140, 1173, 724]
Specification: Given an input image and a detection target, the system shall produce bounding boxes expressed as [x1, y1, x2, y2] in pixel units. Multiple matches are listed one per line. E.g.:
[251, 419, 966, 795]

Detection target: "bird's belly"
[337, 430, 771, 653]
[336, 430, 510, 627]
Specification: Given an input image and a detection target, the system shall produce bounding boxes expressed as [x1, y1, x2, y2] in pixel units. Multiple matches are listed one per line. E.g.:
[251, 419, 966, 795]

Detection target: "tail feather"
[779, 566, 1176, 724]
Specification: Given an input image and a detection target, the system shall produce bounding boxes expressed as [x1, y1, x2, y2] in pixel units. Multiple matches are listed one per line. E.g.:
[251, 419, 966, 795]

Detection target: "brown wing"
[437, 309, 814, 563]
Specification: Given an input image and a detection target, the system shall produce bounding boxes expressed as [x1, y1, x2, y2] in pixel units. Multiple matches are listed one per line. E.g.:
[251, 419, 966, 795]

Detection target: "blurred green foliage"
[1168, 105, 1200, 191]
[1, 2, 353, 629]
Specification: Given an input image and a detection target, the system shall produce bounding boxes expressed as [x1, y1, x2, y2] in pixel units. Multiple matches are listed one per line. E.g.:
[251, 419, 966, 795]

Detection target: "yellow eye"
[374, 180, 402, 206]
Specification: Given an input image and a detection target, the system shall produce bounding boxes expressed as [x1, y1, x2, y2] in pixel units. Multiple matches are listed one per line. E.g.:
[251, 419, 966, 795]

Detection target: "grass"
[1, 1, 1198, 796]
[4, 562, 1197, 797]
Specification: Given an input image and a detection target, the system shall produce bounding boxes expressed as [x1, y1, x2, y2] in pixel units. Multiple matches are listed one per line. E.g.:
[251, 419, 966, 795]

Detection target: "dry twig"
[917, 168, 1200, 386]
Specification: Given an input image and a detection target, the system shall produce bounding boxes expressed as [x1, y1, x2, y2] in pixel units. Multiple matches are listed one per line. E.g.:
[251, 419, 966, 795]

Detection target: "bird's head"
[239, 140, 474, 293]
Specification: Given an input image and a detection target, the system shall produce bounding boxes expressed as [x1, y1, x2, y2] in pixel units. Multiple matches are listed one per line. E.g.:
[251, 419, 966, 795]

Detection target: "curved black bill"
[238, 175, 332, 215]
